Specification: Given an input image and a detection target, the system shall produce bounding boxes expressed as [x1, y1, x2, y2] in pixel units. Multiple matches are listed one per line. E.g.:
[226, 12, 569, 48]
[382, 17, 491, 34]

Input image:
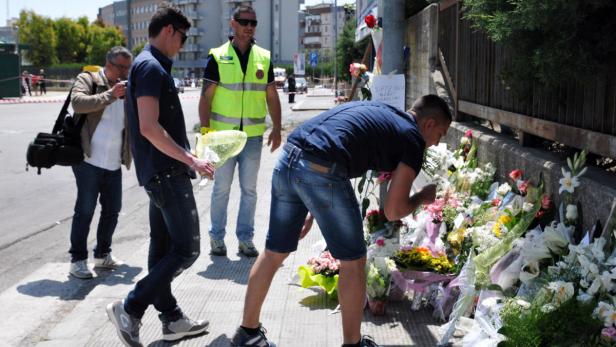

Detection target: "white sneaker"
[70, 260, 93, 279]
[94, 254, 125, 269]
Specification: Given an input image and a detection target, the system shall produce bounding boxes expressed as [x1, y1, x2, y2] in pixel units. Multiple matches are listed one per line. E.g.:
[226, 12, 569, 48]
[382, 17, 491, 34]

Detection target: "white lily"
[599, 270, 616, 292]
[547, 281, 575, 306]
[565, 204, 578, 221]
[588, 277, 603, 296]
[522, 202, 534, 212]
[497, 182, 512, 196]
[591, 238, 607, 262]
[460, 136, 470, 145]
[559, 168, 580, 195]
[543, 222, 573, 254]
[577, 291, 594, 303]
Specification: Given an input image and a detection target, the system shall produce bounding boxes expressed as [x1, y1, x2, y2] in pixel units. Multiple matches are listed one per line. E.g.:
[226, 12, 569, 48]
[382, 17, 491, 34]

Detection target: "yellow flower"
[492, 223, 502, 237]
[498, 215, 512, 225]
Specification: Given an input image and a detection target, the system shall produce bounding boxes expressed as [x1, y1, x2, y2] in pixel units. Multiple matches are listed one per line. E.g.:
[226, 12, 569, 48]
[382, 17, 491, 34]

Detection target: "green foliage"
[132, 42, 146, 57]
[54, 18, 86, 63]
[18, 11, 58, 66]
[463, 0, 616, 91]
[17, 10, 126, 68]
[499, 298, 604, 347]
[336, 19, 369, 82]
[86, 25, 125, 65]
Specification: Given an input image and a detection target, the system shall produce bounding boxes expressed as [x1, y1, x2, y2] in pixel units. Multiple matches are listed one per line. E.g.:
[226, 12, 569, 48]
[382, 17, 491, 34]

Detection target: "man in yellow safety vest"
[198, 5, 282, 258]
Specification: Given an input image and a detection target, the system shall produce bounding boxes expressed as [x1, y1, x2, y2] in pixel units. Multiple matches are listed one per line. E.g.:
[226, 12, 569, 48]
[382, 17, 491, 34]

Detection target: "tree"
[75, 17, 90, 62]
[17, 10, 58, 66]
[132, 42, 145, 56]
[54, 18, 85, 63]
[86, 25, 126, 65]
[336, 19, 368, 82]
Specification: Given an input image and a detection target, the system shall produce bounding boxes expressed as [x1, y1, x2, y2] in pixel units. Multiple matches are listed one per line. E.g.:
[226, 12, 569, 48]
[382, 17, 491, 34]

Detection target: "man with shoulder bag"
[68, 46, 133, 279]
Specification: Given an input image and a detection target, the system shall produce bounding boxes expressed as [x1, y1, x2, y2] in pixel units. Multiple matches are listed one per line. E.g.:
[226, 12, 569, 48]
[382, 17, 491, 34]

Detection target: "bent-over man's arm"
[384, 162, 437, 221]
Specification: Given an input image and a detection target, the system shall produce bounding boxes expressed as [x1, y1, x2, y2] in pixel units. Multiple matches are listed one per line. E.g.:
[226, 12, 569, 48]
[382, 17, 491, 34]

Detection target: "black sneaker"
[106, 300, 143, 347]
[162, 314, 209, 341]
[360, 335, 379, 347]
[230, 325, 276, 347]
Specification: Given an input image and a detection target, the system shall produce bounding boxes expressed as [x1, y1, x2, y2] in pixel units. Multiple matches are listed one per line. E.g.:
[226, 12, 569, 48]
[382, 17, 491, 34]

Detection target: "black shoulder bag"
[26, 82, 97, 174]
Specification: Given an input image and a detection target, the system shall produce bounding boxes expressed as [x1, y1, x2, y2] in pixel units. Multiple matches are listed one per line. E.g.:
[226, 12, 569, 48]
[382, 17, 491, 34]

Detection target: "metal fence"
[437, 0, 616, 158]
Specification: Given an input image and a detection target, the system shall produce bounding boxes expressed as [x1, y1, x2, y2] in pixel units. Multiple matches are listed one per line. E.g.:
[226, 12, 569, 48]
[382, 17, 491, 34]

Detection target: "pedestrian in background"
[287, 73, 296, 104]
[106, 4, 213, 346]
[198, 5, 281, 258]
[21, 71, 32, 96]
[68, 46, 133, 279]
[231, 96, 452, 347]
[38, 69, 47, 95]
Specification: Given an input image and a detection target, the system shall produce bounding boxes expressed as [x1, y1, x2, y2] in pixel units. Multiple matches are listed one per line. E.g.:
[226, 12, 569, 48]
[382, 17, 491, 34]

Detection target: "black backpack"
[26, 82, 97, 174]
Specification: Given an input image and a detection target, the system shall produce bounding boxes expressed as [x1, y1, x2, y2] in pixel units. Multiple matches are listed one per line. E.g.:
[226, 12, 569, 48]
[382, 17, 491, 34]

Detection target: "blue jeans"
[209, 136, 263, 242]
[70, 162, 122, 262]
[266, 148, 366, 261]
[125, 171, 200, 320]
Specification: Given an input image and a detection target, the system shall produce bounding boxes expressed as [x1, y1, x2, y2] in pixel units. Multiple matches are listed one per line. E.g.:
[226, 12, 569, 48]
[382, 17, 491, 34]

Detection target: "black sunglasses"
[173, 27, 188, 44]
[235, 18, 258, 27]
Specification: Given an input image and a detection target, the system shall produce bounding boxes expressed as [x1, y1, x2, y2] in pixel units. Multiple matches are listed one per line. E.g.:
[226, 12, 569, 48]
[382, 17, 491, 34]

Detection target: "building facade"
[98, 0, 303, 77]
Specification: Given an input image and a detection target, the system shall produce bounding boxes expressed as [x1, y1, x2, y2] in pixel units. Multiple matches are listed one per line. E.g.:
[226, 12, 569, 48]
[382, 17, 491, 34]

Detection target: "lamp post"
[332, 0, 337, 95]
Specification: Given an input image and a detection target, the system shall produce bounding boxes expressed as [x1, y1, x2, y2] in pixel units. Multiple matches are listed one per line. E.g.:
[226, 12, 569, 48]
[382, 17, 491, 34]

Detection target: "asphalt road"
[0, 88, 316, 292]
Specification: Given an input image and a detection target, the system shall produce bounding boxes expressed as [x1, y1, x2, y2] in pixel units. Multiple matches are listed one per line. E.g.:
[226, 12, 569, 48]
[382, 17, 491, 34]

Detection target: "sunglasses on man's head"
[235, 18, 258, 27]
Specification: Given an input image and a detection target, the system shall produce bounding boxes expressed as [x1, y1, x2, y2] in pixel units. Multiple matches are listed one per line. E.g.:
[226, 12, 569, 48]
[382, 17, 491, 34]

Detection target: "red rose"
[541, 195, 551, 210]
[465, 129, 473, 138]
[517, 180, 529, 194]
[365, 14, 377, 29]
[492, 198, 501, 207]
[509, 169, 523, 181]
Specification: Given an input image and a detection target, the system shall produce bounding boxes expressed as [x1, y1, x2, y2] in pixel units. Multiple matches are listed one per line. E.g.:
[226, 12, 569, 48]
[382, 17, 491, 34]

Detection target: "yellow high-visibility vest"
[210, 41, 270, 137]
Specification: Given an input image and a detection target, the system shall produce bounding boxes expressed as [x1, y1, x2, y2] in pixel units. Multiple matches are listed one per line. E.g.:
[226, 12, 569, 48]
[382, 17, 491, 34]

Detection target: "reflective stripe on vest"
[210, 42, 270, 137]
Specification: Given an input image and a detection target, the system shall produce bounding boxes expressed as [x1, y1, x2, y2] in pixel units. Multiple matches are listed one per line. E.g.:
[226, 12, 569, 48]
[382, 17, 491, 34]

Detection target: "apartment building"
[98, 0, 303, 77]
[299, 3, 353, 54]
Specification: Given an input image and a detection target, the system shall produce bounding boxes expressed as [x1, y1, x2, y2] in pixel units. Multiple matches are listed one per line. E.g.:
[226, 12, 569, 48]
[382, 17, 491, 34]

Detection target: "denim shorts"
[266, 147, 366, 261]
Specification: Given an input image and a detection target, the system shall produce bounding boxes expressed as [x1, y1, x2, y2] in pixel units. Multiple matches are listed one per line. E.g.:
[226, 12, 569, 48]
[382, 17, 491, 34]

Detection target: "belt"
[283, 143, 347, 177]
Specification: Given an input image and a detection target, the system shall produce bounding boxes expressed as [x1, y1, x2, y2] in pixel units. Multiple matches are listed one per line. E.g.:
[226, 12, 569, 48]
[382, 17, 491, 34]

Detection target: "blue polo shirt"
[126, 44, 196, 185]
[287, 101, 426, 178]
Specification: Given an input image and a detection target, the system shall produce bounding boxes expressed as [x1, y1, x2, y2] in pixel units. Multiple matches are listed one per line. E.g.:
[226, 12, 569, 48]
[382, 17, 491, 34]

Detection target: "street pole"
[333, 0, 338, 95]
[378, 0, 406, 209]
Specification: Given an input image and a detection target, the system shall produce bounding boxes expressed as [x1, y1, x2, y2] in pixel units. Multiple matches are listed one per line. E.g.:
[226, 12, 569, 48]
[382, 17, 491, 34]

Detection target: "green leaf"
[361, 198, 370, 219]
[358, 175, 366, 194]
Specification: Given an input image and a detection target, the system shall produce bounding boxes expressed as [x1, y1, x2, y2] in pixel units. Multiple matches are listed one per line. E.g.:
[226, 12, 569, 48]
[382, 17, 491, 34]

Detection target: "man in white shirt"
[68, 46, 133, 279]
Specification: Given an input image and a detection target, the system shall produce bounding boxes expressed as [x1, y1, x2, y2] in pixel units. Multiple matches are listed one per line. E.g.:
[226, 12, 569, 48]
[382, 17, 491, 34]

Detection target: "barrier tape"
[0, 92, 202, 105]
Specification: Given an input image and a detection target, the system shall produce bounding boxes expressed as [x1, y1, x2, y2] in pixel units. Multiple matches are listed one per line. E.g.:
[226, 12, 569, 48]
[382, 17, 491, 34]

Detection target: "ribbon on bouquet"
[391, 270, 456, 294]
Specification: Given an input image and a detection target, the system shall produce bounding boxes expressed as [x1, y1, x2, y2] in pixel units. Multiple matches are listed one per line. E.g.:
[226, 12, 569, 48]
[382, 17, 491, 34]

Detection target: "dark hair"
[148, 2, 191, 38]
[410, 94, 452, 123]
[233, 5, 256, 20]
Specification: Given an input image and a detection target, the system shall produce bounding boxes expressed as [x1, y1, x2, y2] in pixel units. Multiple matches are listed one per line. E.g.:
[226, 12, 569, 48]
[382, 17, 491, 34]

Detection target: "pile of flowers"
[297, 251, 340, 298]
[392, 246, 453, 274]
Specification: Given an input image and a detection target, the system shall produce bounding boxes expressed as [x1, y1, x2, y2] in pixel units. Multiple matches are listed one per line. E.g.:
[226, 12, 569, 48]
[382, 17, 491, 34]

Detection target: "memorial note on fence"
[371, 74, 405, 110]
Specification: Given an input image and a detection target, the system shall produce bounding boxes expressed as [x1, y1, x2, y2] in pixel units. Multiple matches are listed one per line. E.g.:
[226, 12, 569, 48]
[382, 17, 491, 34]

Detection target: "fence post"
[453, 0, 464, 122]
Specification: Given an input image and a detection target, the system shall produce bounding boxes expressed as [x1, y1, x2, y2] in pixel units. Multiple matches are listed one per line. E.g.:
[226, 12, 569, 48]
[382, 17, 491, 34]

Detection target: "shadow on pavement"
[16, 264, 142, 300]
[364, 301, 441, 346]
[297, 290, 339, 311]
[197, 255, 255, 285]
[204, 334, 232, 347]
[147, 330, 209, 346]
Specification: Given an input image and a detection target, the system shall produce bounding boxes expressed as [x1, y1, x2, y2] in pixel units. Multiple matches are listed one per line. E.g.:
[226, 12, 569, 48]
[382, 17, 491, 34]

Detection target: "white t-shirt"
[85, 98, 125, 171]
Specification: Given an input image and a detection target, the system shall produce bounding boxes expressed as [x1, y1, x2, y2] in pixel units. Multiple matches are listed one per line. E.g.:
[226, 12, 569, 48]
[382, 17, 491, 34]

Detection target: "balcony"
[175, 0, 198, 4]
[302, 36, 321, 45]
[187, 28, 203, 36]
[183, 11, 200, 20]
[181, 44, 201, 52]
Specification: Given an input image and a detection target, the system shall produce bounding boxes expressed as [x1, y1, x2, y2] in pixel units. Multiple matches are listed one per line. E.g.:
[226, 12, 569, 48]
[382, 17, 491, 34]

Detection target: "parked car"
[274, 67, 286, 88]
[283, 77, 307, 93]
[173, 78, 184, 93]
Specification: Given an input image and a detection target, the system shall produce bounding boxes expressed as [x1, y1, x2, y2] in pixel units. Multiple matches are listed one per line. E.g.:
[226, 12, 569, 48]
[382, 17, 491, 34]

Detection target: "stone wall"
[404, 4, 438, 109]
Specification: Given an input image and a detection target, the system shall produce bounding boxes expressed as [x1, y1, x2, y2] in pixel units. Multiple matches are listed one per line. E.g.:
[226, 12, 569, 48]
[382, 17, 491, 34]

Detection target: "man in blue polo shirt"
[106, 4, 214, 346]
[231, 95, 452, 347]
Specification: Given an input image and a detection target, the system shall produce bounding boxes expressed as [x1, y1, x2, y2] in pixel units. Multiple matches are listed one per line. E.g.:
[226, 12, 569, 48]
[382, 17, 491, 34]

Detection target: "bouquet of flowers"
[195, 130, 247, 187]
[297, 251, 340, 298]
[393, 246, 453, 274]
[366, 257, 396, 301]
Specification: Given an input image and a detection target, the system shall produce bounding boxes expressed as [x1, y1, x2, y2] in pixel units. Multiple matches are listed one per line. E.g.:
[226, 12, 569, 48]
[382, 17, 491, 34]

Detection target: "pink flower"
[377, 171, 392, 183]
[492, 198, 501, 207]
[509, 169, 523, 181]
[376, 238, 385, 247]
[602, 327, 616, 340]
[541, 194, 551, 210]
[364, 14, 377, 29]
[517, 180, 529, 194]
[465, 129, 473, 138]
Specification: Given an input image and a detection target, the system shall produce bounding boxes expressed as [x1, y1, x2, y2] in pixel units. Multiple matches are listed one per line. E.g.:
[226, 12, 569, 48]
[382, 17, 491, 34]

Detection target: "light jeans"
[209, 136, 263, 242]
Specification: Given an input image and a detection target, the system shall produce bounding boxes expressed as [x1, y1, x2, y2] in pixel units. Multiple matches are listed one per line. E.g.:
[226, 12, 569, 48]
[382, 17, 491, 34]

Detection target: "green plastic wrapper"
[195, 130, 247, 167]
[297, 265, 339, 299]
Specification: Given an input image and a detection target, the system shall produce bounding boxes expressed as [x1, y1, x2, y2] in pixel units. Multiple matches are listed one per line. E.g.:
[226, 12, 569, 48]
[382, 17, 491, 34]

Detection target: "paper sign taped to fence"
[371, 74, 405, 110]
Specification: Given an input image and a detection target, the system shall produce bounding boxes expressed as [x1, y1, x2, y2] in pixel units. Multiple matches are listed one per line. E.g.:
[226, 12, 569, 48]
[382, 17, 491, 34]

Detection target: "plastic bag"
[195, 130, 247, 167]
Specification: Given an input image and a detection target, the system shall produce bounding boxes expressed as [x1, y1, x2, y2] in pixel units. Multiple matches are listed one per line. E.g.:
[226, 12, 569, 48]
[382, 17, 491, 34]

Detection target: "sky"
[1, 0, 355, 26]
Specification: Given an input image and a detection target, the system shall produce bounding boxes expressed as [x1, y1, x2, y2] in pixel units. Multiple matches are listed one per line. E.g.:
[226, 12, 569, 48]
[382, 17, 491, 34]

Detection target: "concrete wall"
[404, 4, 616, 230]
[404, 4, 438, 109]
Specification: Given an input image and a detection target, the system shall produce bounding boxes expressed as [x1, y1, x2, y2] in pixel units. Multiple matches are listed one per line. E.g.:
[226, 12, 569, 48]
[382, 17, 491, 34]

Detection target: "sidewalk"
[0, 129, 456, 347]
[291, 87, 336, 111]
